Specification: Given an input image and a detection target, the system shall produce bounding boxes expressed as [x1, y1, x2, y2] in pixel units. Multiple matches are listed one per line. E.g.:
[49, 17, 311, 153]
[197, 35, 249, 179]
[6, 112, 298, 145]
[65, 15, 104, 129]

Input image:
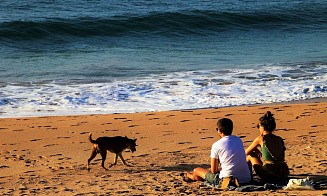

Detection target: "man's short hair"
[217, 118, 233, 135]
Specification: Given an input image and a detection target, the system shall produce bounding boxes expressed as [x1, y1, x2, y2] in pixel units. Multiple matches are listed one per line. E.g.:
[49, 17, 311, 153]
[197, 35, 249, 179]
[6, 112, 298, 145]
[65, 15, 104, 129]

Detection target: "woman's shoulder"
[255, 135, 263, 142]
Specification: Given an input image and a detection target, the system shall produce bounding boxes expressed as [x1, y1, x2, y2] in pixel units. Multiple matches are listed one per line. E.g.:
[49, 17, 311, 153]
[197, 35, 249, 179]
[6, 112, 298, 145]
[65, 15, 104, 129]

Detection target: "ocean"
[1, 0, 327, 118]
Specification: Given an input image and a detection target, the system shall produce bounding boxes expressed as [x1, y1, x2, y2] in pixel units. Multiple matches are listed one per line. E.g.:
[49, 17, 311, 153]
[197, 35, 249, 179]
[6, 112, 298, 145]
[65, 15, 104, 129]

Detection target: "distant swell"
[1, 9, 326, 41]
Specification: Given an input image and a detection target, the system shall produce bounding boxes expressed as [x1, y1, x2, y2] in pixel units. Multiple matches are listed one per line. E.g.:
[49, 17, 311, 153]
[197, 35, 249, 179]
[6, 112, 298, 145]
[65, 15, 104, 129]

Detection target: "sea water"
[1, 0, 327, 117]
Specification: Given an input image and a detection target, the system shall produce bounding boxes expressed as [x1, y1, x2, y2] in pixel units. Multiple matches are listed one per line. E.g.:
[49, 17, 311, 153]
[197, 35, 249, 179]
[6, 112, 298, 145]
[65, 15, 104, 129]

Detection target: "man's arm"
[210, 158, 220, 174]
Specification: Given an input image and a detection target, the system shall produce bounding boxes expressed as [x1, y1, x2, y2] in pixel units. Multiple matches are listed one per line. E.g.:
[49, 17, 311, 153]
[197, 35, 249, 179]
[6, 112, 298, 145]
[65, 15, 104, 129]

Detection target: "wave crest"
[1, 9, 326, 41]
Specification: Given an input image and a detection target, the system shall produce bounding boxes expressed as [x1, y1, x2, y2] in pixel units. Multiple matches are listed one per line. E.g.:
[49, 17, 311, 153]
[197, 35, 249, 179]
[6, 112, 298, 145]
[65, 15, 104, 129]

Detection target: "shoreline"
[1, 100, 327, 195]
[1, 97, 327, 119]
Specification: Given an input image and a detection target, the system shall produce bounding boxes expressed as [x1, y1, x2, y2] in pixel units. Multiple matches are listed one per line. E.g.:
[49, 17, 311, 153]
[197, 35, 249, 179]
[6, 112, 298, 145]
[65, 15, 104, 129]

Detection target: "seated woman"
[245, 111, 289, 182]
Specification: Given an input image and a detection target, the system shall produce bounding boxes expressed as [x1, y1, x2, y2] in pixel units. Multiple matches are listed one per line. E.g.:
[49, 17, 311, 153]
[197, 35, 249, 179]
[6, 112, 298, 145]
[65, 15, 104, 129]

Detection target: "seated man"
[182, 118, 251, 185]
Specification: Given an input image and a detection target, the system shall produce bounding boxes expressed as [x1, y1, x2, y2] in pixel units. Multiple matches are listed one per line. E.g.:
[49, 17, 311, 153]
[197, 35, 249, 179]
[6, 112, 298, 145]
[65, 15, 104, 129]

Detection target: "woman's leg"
[185, 167, 210, 181]
[247, 154, 267, 180]
[247, 154, 263, 167]
[247, 154, 263, 174]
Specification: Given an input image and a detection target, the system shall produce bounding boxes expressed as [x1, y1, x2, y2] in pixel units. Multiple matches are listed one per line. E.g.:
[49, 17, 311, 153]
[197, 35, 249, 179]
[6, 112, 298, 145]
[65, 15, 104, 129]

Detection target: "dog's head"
[126, 137, 137, 153]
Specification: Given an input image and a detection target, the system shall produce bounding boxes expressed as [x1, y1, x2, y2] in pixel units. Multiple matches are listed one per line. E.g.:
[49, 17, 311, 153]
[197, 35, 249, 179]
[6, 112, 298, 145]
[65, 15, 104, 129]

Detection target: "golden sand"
[1, 102, 327, 195]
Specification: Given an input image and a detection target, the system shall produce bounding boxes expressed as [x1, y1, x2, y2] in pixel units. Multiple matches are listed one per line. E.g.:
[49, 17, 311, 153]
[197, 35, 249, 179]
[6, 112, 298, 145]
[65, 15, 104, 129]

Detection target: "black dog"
[87, 133, 137, 170]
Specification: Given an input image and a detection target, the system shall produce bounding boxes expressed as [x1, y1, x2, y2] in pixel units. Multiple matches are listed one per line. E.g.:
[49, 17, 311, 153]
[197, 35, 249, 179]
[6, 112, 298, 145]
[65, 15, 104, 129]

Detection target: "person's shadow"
[160, 164, 211, 172]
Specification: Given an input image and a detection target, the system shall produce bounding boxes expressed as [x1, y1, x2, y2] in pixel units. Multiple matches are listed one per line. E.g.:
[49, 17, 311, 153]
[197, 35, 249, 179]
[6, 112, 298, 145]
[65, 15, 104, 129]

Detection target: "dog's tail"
[88, 132, 97, 144]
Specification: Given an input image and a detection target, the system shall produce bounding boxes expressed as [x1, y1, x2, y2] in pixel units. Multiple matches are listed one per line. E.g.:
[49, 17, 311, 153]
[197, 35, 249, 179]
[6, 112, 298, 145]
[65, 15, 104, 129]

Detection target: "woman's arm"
[210, 158, 220, 174]
[245, 136, 262, 155]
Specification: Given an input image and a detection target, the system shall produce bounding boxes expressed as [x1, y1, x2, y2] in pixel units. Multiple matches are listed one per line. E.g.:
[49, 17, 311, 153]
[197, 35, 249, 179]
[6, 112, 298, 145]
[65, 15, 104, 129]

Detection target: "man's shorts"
[205, 171, 221, 185]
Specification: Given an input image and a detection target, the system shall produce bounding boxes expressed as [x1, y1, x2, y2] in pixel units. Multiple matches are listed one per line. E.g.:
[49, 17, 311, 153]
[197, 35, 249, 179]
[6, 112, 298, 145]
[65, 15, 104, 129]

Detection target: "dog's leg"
[87, 145, 97, 171]
[109, 154, 118, 168]
[99, 150, 108, 170]
[118, 153, 130, 166]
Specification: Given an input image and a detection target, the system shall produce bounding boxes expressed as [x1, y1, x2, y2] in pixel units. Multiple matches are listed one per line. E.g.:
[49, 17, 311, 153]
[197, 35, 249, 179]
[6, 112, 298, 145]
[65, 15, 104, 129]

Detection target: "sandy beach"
[1, 101, 327, 195]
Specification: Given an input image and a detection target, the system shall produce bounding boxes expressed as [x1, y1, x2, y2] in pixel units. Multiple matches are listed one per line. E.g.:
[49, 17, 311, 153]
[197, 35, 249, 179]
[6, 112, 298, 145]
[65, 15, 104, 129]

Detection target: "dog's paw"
[103, 166, 109, 170]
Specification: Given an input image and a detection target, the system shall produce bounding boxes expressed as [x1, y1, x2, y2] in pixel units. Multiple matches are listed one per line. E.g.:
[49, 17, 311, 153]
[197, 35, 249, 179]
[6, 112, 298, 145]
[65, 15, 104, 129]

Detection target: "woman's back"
[262, 134, 286, 161]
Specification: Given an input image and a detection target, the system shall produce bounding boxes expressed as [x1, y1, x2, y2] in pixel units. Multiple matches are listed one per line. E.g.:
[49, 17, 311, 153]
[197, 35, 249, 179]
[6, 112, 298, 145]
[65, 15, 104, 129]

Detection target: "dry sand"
[1, 101, 327, 195]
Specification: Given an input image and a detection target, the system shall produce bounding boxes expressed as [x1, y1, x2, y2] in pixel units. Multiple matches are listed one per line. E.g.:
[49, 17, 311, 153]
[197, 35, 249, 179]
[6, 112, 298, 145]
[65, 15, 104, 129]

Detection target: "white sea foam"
[1, 65, 327, 118]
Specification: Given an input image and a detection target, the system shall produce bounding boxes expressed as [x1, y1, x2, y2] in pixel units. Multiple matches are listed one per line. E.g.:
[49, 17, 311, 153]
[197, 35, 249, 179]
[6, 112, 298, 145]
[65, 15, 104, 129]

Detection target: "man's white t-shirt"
[210, 135, 251, 183]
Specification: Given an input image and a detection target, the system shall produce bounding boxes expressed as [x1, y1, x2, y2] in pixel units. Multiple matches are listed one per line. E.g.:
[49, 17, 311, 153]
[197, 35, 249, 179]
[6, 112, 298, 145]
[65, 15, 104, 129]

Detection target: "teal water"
[1, 0, 327, 117]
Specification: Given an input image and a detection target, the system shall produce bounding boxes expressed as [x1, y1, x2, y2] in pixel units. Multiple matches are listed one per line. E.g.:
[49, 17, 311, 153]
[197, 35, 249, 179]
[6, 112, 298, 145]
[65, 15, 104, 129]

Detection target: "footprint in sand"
[163, 130, 175, 136]
[12, 129, 24, 131]
[30, 139, 42, 142]
[129, 125, 139, 127]
[114, 117, 127, 120]
[136, 154, 149, 157]
[200, 137, 214, 140]
[180, 120, 189, 122]
[299, 112, 311, 117]
[47, 127, 58, 130]
[225, 114, 233, 116]
[178, 142, 192, 144]
[101, 122, 112, 125]
[49, 153, 63, 157]
[318, 163, 327, 167]
[58, 157, 71, 161]
[311, 125, 323, 127]
[24, 170, 35, 174]
[308, 104, 318, 107]
[205, 117, 218, 120]
[43, 144, 58, 147]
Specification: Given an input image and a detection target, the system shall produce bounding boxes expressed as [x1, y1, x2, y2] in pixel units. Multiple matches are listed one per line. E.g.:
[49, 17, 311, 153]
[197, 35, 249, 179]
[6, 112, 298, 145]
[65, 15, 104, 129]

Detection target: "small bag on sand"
[219, 175, 240, 189]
